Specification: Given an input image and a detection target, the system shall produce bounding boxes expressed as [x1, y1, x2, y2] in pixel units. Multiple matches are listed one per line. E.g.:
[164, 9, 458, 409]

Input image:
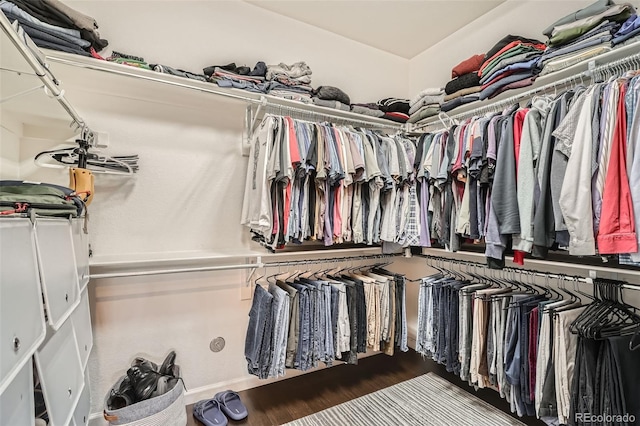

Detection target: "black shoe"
[107, 376, 136, 409]
[159, 351, 177, 377]
[131, 357, 158, 372]
[127, 366, 159, 402]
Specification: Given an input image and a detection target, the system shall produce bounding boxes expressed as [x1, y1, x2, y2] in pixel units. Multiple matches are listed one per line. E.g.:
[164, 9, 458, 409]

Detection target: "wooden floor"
[186, 350, 544, 426]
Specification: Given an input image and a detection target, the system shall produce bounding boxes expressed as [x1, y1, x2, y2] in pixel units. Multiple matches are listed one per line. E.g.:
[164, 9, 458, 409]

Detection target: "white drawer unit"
[0, 219, 46, 394]
[34, 319, 84, 426]
[71, 370, 91, 426]
[34, 218, 80, 330]
[71, 218, 90, 292]
[71, 288, 93, 370]
[0, 361, 35, 426]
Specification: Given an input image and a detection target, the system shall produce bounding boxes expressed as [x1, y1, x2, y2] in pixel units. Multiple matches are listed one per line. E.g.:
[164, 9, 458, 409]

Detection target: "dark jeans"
[245, 285, 274, 377]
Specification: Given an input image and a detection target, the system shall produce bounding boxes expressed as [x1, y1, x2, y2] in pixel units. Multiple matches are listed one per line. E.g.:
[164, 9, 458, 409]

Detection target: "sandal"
[193, 399, 228, 426]
[214, 390, 248, 421]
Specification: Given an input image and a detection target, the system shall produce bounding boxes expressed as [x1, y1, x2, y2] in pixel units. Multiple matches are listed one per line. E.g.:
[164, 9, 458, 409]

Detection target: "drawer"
[71, 288, 93, 370]
[0, 219, 46, 394]
[34, 319, 84, 426]
[71, 219, 90, 292]
[71, 369, 90, 426]
[34, 219, 80, 330]
[0, 360, 35, 426]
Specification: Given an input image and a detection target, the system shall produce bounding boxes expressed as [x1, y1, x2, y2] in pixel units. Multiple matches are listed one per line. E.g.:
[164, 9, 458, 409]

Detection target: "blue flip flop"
[193, 398, 228, 426]
[214, 390, 248, 421]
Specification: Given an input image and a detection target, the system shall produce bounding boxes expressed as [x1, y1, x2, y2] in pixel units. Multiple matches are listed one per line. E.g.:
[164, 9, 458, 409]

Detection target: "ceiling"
[245, 0, 506, 59]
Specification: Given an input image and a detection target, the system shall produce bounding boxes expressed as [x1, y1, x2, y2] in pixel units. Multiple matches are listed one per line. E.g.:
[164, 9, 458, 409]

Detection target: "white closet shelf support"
[0, 13, 95, 143]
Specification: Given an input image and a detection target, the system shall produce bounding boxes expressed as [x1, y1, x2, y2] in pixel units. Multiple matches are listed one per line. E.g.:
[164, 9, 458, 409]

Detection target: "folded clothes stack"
[205, 62, 271, 93]
[539, 1, 634, 76]
[477, 34, 547, 100]
[312, 86, 351, 111]
[407, 88, 444, 124]
[377, 98, 411, 123]
[350, 103, 385, 118]
[439, 53, 486, 112]
[107, 51, 150, 69]
[150, 63, 208, 82]
[0, 0, 107, 57]
[266, 61, 313, 102]
[613, 13, 640, 45]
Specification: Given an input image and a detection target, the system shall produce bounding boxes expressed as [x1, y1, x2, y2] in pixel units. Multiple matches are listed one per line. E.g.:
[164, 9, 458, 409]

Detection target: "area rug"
[283, 372, 525, 426]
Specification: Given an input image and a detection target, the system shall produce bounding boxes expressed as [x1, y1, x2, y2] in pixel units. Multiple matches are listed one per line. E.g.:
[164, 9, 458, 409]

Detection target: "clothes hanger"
[34, 143, 137, 175]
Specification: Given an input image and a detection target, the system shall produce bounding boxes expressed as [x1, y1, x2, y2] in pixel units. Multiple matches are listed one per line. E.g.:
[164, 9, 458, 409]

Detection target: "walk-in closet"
[2, 1, 640, 425]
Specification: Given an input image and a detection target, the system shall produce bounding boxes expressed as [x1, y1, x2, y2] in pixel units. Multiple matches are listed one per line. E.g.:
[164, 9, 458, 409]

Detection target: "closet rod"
[0, 14, 94, 141]
[89, 253, 397, 280]
[416, 253, 640, 290]
[259, 253, 395, 269]
[415, 44, 640, 131]
[43, 56, 405, 132]
[89, 262, 264, 279]
[262, 103, 404, 131]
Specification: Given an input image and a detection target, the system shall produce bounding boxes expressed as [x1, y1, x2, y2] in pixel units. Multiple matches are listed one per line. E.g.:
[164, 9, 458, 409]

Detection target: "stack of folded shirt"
[377, 98, 411, 123]
[350, 103, 384, 118]
[351, 103, 384, 118]
[205, 62, 271, 93]
[540, 2, 634, 75]
[613, 13, 640, 45]
[407, 88, 444, 123]
[107, 51, 150, 69]
[266, 61, 313, 102]
[440, 53, 486, 112]
[150, 63, 208, 82]
[478, 35, 547, 100]
[312, 86, 350, 111]
[1, 0, 107, 57]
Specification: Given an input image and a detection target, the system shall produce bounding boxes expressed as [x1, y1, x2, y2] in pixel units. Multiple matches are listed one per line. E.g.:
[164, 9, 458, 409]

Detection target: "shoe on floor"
[214, 390, 248, 421]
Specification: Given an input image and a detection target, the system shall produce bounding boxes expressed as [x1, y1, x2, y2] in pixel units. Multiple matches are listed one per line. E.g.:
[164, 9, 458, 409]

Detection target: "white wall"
[408, 0, 598, 94]
[0, 113, 21, 179]
[66, 0, 409, 103]
[5, 1, 639, 424]
[1, 2, 410, 421]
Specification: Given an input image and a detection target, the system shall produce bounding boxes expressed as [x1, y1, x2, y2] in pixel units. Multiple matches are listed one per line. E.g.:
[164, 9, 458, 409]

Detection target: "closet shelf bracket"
[243, 96, 268, 156]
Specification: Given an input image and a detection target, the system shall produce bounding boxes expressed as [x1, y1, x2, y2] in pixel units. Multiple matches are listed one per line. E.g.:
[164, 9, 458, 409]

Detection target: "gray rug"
[283, 372, 525, 426]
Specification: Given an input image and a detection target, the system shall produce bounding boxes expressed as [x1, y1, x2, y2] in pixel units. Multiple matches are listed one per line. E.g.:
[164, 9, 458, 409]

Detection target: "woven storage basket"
[103, 375, 186, 426]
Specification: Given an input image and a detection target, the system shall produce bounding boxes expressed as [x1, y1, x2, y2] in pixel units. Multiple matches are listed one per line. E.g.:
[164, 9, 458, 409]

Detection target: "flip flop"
[214, 390, 248, 421]
[193, 399, 228, 426]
